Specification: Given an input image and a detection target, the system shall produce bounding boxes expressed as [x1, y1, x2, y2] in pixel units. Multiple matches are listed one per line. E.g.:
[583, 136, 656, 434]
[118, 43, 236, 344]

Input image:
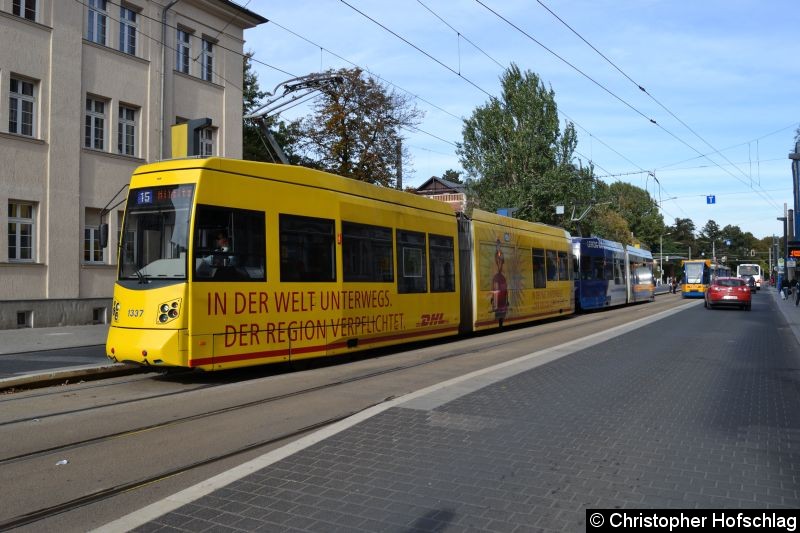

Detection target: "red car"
[705, 277, 752, 311]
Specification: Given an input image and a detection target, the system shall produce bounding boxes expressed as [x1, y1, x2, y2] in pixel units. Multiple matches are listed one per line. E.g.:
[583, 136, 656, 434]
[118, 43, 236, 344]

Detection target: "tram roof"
[471, 209, 571, 239]
[133, 157, 457, 217]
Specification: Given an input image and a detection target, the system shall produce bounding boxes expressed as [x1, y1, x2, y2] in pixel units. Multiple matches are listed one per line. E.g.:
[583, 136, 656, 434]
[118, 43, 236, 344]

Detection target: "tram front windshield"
[684, 262, 705, 284]
[119, 185, 194, 281]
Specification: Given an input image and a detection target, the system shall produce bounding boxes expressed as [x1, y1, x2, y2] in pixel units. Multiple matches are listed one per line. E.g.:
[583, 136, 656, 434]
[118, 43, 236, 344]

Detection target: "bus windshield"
[119, 185, 194, 281]
[684, 262, 704, 284]
[738, 264, 760, 277]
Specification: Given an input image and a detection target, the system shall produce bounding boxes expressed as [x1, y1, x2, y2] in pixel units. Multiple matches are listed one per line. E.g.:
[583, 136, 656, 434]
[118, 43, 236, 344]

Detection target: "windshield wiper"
[136, 270, 149, 285]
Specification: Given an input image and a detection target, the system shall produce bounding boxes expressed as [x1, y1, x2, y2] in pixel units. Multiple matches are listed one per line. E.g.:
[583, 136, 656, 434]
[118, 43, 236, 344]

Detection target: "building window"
[84, 228, 104, 263]
[85, 97, 106, 150]
[118, 105, 136, 156]
[12, 0, 37, 21]
[8, 201, 35, 262]
[9, 77, 35, 137]
[119, 6, 137, 55]
[176, 29, 190, 74]
[201, 39, 214, 82]
[86, 0, 107, 45]
[93, 307, 107, 324]
[17, 311, 33, 328]
[199, 128, 213, 156]
[84, 208, 105, 264]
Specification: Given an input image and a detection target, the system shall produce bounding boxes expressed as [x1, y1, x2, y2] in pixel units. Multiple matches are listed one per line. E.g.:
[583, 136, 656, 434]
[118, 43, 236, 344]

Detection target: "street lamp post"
[778, 214, 788, 286]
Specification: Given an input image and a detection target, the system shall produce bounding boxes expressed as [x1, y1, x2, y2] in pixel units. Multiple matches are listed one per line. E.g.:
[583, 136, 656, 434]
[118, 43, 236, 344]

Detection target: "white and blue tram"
[572, 237, 655, 311]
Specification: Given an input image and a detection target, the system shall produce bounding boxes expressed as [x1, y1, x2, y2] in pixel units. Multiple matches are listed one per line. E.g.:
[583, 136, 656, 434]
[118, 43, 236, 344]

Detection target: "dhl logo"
[416, 312, 447, 327]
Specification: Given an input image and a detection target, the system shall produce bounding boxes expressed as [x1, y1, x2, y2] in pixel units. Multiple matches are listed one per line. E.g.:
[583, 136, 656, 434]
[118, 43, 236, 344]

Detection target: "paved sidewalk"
[0, 324, 133, 390]
[770, 285, 800, 345]
[0, 323, 109, 355]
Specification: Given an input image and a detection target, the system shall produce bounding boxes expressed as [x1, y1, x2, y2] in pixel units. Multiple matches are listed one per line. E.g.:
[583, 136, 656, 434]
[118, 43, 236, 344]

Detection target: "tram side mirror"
[99, 223, 109, 249]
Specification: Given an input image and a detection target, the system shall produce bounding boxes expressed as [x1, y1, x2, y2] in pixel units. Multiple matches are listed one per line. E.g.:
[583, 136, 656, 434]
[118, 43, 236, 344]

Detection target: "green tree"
[699, 220, 721, 242]
[667, 218, 696, 257]
[295, 67, 423, 186]
[441, 169, 463, 184]
[457, 63, 591, 227]
[603, 182, 663, 250]
[242, 52, 270, 162]
[591, 207, 632, 245]
[242, 54, 307, 165]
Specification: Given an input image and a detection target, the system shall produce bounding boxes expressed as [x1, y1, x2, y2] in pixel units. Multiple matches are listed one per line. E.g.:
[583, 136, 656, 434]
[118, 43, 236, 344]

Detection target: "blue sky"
[242, 0, 800, 239]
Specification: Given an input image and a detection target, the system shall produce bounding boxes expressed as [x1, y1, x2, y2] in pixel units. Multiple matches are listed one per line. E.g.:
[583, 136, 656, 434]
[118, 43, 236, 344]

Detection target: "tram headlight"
[155, 299, 182, 324]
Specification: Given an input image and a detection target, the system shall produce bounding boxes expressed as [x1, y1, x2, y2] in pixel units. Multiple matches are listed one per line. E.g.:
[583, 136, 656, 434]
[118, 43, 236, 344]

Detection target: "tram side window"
[397, 230, 427, 293]
[558, 251, 568, 280]
[194, 205, 266, 282]
[532, 248, 546, 288]
[546, 250, 558, 281]
[615, 259, 624, 284]
[280, 215, 336, 282]
[342, 221, 393, 282]
[429, 234, 455, 292]
[591, 257, 604, 280]
[602, 258, 613, 281]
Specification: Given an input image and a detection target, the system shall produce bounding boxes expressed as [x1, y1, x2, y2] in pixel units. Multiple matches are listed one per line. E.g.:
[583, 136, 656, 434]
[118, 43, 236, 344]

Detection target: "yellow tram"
[106, 158, 573, 370]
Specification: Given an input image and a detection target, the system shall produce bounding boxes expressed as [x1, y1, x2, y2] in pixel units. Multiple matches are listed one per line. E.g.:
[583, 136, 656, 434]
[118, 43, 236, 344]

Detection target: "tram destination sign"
[133, 185, 194, 208]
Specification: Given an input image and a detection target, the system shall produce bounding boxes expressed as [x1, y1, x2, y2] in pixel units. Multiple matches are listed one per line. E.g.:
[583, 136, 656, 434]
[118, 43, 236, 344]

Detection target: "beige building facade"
[0, 0, 266, 328]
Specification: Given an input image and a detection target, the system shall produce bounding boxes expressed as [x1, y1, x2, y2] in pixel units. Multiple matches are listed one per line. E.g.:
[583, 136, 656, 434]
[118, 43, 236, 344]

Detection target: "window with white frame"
[12, 0, 37, 21]
[119, 5, 137, 55]
[85, 97, 106, 150]
[9, 77, 35, 137]
[199, 128, 213, 156]
[118, 105, 137, 156]
[86, 0, 107, 45]
[84, 208, 105, 264]
[176, 29, 190, 74]
[201, 39, 214, 82]
[8, 201, 35, 262]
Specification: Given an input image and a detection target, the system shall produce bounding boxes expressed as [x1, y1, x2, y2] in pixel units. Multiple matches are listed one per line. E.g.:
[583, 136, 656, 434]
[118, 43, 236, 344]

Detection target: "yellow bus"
[106, 158, 573, 370]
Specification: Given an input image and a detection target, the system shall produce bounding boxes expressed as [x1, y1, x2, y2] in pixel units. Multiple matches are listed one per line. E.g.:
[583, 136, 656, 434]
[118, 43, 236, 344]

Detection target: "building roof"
[415, 176, 466, 194]
[212, 0, 269, 26]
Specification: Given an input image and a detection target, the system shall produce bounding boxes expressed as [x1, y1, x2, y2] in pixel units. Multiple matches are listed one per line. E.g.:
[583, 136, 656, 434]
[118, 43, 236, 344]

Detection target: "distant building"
[414, 176, 467, 212]
[0, 0, 266, 328]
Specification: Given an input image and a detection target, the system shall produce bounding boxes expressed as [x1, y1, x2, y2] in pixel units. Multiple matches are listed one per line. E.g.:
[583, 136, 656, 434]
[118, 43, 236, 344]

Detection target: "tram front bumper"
[106, 326, 189, 367]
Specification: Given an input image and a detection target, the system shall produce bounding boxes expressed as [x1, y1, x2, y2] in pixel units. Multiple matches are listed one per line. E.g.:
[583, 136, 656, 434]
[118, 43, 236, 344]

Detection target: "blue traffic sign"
[706, 195, 715, 204]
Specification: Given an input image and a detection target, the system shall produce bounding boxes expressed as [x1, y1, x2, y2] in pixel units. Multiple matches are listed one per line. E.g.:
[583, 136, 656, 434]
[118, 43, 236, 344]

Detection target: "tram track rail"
[0, 296, 685, 530]
[0, 409, 360, 531]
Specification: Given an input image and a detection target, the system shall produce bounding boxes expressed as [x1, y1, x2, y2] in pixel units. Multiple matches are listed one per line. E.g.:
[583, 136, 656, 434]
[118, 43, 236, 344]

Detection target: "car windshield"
[717, 279, 744, 287]
[119, 185, 194, 281]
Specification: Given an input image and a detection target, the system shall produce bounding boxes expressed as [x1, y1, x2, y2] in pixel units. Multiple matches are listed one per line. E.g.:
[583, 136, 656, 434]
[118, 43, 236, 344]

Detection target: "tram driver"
[198, 230, 235, 275]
